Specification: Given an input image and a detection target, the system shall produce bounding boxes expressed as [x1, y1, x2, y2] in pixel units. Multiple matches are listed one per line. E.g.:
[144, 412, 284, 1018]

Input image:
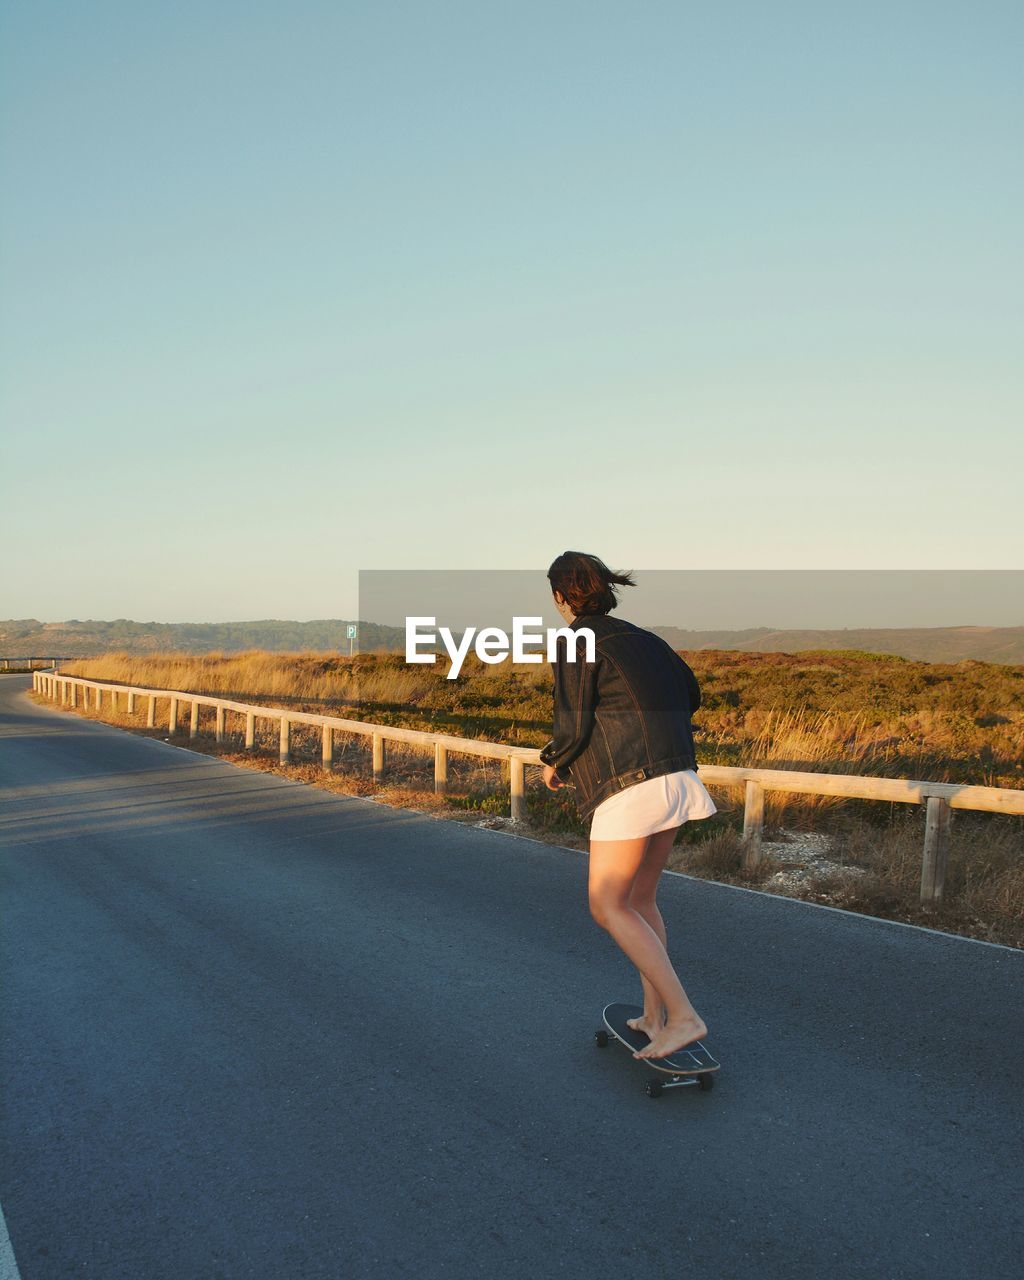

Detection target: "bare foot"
[626, 1011, 665, 1040]
[633, 1015, 707, 1060]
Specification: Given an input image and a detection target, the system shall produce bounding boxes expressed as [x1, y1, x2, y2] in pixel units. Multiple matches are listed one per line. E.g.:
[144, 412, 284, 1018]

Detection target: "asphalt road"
[1, 673, 1021, 1279]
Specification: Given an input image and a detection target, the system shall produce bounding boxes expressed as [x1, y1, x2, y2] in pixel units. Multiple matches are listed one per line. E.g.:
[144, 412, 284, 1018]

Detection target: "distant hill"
[2, 619, 1022, 665]
[0, 618, 405, 657]
[649, 625, 1024, 665]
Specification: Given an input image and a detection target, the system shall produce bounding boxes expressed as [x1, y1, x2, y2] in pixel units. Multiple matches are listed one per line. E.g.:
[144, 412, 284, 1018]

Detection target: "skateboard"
[595, 1002, 720, 1098]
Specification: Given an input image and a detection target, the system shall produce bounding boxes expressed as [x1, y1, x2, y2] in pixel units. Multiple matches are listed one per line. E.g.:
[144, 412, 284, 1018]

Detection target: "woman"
[538, 550, 717, 1061]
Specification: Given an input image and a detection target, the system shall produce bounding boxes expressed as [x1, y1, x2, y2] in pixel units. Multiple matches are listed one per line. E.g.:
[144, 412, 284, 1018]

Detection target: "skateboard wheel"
[594, 1030, 609, 1048]
[698, 1073, 714, 1092]
[644, 1080, 663, 1098]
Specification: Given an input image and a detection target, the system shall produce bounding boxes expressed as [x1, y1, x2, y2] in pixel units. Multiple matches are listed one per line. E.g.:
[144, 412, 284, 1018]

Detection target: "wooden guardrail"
[32, 670, 1024, 907]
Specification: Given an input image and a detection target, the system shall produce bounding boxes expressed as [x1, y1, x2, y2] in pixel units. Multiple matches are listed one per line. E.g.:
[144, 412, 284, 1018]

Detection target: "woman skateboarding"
[538, 551, 717, 1061]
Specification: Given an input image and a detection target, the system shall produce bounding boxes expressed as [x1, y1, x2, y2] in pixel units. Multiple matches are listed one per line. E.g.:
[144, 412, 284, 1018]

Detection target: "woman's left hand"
[542, 764, 563, 791]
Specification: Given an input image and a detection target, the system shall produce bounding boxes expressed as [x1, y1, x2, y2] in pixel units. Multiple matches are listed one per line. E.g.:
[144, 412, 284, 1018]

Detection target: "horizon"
[8, 613, 1024, 669]
[10, 617, 1023, 633]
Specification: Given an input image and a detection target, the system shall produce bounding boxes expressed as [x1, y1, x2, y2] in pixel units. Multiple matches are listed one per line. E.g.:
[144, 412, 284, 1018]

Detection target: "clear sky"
[1, 1, 1021, 625]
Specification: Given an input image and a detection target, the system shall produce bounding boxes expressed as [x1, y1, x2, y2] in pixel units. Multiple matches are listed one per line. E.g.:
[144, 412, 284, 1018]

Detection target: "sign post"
[346, 623, 357, 657]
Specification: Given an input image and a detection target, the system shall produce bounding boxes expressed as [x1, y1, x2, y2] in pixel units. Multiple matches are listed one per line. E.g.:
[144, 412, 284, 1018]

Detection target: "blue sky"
[1, 1, 1021, 625]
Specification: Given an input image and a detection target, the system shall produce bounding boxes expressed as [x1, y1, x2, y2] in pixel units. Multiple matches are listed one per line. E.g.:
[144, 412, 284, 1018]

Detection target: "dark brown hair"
[547, 550, 636, 617]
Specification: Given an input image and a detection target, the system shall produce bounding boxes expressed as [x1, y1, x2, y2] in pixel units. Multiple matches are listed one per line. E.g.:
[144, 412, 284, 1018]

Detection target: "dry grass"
[820, 809, 1024, 946]
[59, 645, 1024, 788]
[59, 648, 436, 715]
[667, 828, 780, 885]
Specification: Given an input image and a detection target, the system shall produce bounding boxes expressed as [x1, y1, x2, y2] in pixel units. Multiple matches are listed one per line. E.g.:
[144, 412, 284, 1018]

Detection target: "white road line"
[483, 824, 1024, 953]
[659, 866, 1024, 953]
[0, 1203, 22, 1280]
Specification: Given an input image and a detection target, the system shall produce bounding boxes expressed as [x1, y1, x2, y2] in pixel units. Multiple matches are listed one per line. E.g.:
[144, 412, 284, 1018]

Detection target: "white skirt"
[589, 768, 717, 841]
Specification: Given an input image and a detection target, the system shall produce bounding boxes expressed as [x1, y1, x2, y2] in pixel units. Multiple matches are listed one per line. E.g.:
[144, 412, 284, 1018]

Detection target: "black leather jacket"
[538, 612, 703, 822]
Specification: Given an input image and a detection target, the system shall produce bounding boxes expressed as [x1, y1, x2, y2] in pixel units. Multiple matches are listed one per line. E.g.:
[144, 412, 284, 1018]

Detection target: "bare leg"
[626, 825, 680, 1038]
[589, 829, 707, 1060]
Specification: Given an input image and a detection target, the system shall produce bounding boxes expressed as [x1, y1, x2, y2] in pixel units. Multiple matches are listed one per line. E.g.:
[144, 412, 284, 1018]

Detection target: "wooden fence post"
[95, 687, 102, 712]
[742, 779, 765, 868]
[168, 697, 178, 734]
[434, 743, 448, 794]
[372, 733, 385, 781]
[147, 695, 156, 728]
[245, 712, 255, 750]
[322, 725, 333, 771]
[215, 705, 225, 743]
[510, 756, 526, 822]
[190, 700, 200, 739]
[127, 691, 135, 715]
[279, 718, 291, 764]
[920, 797, 952, 905]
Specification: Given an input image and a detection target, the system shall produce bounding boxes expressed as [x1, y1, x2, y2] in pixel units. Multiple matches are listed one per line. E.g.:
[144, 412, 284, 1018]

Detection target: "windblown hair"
[547, 550, 636, 617]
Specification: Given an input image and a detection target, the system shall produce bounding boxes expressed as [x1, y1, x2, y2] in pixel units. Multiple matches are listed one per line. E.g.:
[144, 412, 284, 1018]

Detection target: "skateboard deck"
[596, 1002, 720, 1098]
